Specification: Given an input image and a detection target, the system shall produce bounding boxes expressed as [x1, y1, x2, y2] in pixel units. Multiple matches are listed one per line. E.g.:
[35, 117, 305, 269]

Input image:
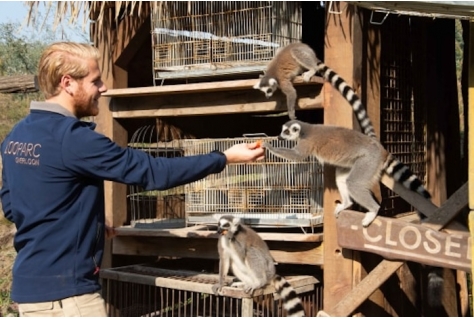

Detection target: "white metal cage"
[128, 125, 186, 229]
[101, 264, 321, 317]
[151, 1, 302, 82]
[182, 137, 324, 227]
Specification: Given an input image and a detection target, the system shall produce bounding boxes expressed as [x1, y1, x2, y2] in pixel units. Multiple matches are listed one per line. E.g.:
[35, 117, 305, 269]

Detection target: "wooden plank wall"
[469, 20, 474, 315]
[322, 1, 362, 313]
[92, 3, 151, 268]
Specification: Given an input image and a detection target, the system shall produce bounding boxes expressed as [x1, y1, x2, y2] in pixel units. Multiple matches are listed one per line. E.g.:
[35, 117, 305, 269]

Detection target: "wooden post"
[241, 298, 254, 317]
[92, 3, 151, 268]
[322, 1, 360, 312]
[468, 19, 474, 311]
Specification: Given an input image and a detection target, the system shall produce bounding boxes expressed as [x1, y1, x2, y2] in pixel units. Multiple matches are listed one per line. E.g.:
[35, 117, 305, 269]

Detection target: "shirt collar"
[30, 101, 77, 118]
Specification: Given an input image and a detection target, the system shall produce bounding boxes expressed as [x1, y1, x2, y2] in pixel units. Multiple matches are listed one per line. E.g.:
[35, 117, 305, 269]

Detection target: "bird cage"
[127, 124, 186, 229]
[182, 137, 324, 228]
[100, 264, 322, 317]
[151, 1, 302, 83]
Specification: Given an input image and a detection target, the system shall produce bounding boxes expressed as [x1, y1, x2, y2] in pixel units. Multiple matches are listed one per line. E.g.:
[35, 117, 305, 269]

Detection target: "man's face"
[73, 59, 107, 118]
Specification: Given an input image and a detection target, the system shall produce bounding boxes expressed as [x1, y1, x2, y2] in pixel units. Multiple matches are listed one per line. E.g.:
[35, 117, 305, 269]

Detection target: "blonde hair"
[37, 42, 101, 99]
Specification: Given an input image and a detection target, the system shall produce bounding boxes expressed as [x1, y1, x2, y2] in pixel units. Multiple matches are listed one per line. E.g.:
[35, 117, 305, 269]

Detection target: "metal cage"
[151, 1, 302, 83]
[182, 137, 324, 228]
[127, 125, 186, 229]
[101, 264, 322, 317]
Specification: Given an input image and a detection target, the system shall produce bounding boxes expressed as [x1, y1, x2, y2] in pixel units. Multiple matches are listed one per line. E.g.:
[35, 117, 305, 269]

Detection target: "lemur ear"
[269, 78, 278, 87]
[234, 217, 241, 224]
[253, 81, 260, 89]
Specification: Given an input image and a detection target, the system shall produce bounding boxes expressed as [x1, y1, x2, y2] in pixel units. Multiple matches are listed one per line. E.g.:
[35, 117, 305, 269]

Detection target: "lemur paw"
[212, 283, 225, 295]
[262, 142, 272, 149]
[243, 286, 255, 296]
[302, 71, 313, 82]
[334, 203, 345, 218]
[230, 281, 245, 288]
[362, 212, 378, 227]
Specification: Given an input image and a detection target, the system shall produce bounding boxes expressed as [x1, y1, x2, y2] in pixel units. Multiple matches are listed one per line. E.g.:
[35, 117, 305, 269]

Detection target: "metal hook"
[370, 10, 390, 25]
[328, 1, 342, 15]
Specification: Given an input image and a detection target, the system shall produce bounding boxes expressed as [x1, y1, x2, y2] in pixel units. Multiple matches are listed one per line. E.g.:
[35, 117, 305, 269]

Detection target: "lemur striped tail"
[318, 56, 440, 308]
[272, 275, 305, 317]
[315, 60, 431, 200]
[383, 153, 431, 199]
[315, 61, 377, 139]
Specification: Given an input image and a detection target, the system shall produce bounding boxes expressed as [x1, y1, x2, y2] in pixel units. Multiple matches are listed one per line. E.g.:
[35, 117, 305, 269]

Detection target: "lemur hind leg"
[334, 167, 353, 218]
[344, 160, 382, 227]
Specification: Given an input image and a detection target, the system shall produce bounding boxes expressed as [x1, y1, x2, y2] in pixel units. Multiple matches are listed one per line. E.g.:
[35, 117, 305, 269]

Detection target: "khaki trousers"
[18, 292, 107, 317]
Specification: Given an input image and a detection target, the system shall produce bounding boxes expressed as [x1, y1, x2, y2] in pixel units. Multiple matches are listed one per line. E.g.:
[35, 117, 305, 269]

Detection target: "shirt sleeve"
[61, 121, 226, 190]
[0, 161, 12, 222]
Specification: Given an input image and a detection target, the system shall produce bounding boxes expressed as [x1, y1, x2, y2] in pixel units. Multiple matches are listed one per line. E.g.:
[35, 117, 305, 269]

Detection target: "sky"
[0, 1, 90, 42]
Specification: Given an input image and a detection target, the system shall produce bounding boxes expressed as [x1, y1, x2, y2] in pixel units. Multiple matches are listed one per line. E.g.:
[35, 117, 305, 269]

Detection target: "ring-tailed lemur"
[263, 120, 430, 227]
[253, 42, 376, 139]
[263, 120, 442, 307]
[212, 215, 305, 317]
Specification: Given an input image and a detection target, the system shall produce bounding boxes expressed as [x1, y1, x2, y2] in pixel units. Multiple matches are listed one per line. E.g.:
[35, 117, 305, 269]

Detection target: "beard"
[73, 85, 99, 118]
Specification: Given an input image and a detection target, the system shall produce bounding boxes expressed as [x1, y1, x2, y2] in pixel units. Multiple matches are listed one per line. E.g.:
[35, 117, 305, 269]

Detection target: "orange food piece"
[255, 140, 262, 148]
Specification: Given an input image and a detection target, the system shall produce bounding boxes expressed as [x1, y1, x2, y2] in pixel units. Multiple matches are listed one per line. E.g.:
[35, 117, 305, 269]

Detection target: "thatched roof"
[26, 1, 147, 26]
[25, 1, 153, 40]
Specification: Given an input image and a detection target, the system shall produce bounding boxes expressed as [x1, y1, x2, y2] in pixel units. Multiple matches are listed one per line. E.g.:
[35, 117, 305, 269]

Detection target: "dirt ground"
[0, 154, 18, 316]
[0, 217, 17, 316]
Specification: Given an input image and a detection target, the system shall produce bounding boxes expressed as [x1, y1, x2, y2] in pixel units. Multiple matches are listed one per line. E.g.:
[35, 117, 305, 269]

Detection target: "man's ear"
[60, 74, 74, 94]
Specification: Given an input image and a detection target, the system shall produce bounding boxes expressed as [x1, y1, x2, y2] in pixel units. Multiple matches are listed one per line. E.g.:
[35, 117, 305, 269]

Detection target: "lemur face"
[217, 216, 241, 236]
[253, 77, 278, 98]
[280, 122, 301, 141]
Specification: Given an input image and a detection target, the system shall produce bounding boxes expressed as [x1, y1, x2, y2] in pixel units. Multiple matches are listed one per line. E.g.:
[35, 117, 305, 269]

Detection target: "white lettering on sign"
[337, 211, 472, 272]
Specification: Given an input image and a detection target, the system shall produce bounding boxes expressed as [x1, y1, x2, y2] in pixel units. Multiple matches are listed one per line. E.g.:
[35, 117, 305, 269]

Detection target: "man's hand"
[222, 142, 265, 164]
[105, 225, 116, 239]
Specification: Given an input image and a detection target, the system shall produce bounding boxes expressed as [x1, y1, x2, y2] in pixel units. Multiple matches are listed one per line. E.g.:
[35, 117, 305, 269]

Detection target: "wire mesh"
[128, 125, 186, 229]
[182, 137, 324, 227]
[151, 1, 302, 81]
[379, 15, 427, 217]
[101, 264, 322, 317]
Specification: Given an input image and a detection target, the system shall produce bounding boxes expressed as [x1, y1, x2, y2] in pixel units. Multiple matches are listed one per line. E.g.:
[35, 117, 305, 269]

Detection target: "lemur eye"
[265, 88, 272, 94]
[292, 127, 298, 132]
[283, 129, 290, 135]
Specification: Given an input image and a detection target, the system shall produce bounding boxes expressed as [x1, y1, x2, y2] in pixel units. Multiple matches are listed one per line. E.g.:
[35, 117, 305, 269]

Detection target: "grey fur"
[212, 215, 305, 317]
[263, 120, 430, 227]
[253, 42, 376, 139]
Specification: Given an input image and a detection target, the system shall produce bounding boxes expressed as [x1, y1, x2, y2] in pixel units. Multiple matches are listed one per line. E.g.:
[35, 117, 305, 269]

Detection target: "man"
[0, 42, 264, 317]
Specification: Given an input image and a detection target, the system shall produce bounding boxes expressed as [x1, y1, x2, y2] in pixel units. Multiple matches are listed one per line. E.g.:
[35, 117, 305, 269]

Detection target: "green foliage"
[0, 93, 41, 142]
[0, 22, 50, 76]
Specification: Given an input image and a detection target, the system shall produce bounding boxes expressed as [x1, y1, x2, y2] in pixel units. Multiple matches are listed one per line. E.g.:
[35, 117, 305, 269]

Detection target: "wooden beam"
[318, 259, 403, 317]
[111, 93, 323, 118]
[468, 19, 474, 312]
[0, 75, 38, 93]
[101, 265, 318, 299]
[380, 174, 443, 219]
[102, 76, 324, 97]
[337, 210, 471, 272]
[114, 226, 323, 242]
[322, 1, 361, 312]
[320, 181, 469, 317]
[423, 182, 468, 229]
[112, 236, 324, 266]
[108, 80, 324, 118]
[381, 175, 468, 232]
